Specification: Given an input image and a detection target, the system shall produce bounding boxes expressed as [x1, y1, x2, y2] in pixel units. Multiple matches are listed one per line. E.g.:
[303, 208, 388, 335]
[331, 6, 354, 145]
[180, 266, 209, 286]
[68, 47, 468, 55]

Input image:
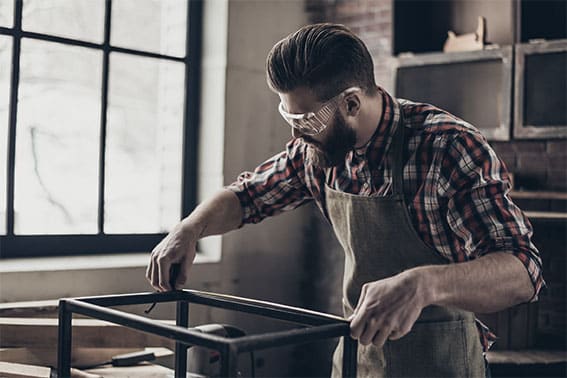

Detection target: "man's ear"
[345, 94, 361, 116]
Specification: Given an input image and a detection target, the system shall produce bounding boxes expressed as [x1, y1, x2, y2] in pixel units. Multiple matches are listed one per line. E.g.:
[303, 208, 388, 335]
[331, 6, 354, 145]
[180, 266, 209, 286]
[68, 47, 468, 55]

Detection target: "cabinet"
[393, 1, 567, 141]
[392, 2, 567, 374]
[511, 190, 567, 220]
[393, 0, 566, 55]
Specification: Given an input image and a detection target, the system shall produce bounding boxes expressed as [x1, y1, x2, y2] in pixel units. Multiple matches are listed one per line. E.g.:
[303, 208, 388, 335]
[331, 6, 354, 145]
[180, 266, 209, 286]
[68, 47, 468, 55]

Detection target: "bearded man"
[147, 23, 543, 377]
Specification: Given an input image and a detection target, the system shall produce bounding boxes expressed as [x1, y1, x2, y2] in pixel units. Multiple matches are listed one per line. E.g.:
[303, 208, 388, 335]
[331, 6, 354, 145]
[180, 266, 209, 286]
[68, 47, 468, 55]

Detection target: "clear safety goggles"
[278, 87, 360, 136]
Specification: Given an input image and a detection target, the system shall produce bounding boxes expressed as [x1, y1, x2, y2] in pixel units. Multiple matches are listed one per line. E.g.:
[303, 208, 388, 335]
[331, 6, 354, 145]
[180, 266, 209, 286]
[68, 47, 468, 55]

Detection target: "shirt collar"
[353, 87, 402, 161]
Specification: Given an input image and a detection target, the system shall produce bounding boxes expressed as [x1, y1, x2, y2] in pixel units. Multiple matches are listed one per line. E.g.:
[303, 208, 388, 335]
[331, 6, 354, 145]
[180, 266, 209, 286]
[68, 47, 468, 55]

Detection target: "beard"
[304, 112, 357, 168]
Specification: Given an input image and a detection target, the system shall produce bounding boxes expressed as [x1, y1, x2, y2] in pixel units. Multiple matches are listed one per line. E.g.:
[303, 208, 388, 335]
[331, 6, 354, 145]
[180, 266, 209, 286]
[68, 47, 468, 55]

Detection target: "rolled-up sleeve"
[226, 138, 313, 225]
[440, 131, 545, 300]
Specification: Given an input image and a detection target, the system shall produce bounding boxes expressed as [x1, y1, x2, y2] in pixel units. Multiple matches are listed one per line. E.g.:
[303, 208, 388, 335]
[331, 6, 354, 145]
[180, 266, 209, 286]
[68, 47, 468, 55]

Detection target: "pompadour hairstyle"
[266, 23, 378, 101]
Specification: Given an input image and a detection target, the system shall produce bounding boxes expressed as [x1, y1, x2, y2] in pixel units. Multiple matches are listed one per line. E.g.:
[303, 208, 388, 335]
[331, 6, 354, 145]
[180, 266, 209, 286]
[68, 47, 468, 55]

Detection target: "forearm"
[416, 252, 535, 314]
[181, 189, 243, 239]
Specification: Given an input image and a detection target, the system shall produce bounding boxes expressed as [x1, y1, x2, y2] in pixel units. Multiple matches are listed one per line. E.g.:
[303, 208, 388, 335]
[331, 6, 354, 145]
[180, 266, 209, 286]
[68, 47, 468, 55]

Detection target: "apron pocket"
[384, 319, 484, 378]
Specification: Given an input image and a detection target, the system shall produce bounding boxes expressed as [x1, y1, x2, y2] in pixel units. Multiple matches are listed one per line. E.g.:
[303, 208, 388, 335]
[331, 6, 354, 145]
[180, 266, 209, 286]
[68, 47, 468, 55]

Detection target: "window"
[0, 0, 202, 257]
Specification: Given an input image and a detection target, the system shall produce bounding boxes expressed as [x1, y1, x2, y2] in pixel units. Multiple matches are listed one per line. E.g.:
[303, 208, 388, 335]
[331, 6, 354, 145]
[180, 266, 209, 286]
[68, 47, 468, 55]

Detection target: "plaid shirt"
[227, 88, 544, 350]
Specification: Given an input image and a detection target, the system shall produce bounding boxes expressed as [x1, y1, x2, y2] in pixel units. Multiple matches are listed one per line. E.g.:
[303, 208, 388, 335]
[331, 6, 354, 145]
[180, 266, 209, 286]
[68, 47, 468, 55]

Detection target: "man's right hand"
[146, 221, 199, 292]
[146, 189, 243, 292]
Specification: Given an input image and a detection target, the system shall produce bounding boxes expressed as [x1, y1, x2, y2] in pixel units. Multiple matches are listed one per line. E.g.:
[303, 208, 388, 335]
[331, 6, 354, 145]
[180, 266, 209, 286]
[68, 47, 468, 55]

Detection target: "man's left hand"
[349, 270, 428, 348]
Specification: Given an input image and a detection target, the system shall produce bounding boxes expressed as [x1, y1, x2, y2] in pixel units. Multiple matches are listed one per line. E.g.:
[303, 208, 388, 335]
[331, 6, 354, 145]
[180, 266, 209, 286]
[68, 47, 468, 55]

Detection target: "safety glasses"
[278, 87, 360, 136]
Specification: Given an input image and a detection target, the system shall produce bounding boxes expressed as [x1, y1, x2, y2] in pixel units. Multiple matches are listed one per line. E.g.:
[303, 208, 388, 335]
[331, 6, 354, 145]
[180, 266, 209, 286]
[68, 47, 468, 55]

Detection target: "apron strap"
[391, 109, 406, 197]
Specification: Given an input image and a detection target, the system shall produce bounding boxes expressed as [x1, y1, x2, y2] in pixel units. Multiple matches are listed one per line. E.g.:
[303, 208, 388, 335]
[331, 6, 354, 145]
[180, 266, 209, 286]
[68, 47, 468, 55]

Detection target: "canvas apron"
[327, 121, 485, 377]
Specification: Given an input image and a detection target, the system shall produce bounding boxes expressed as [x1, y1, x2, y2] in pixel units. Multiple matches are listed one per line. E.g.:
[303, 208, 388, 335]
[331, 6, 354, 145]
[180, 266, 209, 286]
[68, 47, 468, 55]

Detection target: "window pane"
[111, 0, 187, 58]
[22, 0, 105, 43]
[106, 52, 184, 234]
[0, 36, 11, 235]
[15, 39, 102, 234]
[0, 0, 13, 27]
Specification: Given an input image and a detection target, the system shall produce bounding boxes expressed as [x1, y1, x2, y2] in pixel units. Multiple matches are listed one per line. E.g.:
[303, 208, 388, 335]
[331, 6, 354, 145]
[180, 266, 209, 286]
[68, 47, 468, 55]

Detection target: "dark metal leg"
[175, 300, 189, 378]
[57, 300, 72, 378]
[220, 345, 238, 377]
[342, 336, 357, 378]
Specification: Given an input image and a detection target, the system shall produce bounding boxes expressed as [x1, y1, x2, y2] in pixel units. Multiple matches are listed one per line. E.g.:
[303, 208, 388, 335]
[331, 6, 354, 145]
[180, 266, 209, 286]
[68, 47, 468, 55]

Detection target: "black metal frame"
[57, 290, 358, 377]
[0, 0, 202, 258]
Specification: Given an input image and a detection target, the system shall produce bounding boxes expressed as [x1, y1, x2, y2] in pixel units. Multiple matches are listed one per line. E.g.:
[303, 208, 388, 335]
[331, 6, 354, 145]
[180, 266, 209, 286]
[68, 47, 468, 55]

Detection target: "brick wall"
[306, 0, 396, 91]
[492, 140, 567, 192]
[305, 0, 567, 193]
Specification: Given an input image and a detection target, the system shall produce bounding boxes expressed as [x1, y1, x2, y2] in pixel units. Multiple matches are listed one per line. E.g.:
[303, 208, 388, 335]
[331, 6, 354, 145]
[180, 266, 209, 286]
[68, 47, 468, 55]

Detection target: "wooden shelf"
[525, 211, 567, 220]
[486, 349, 567, 365]
[511, 191, 567, 200]
[507, 191, 567, 220]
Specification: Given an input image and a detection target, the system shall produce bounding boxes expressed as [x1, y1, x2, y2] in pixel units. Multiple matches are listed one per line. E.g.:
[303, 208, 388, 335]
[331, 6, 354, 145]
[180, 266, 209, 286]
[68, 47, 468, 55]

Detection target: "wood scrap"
[0, 317, 175, 349]
[0, 300, 59, 318]
[443, 16, 486, 52]
[83, 362, 174, 378]
[0, 347, 175, 377]
[0, 347, 142, 367]
[486, 349, 567, 365]
[70, 369, 103, 378]
[0, 361, 51, 378]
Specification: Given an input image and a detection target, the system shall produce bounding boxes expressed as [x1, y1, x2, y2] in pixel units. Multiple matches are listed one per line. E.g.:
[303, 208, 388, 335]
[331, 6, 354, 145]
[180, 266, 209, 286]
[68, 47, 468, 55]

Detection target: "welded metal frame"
[57, 289, 357, 378]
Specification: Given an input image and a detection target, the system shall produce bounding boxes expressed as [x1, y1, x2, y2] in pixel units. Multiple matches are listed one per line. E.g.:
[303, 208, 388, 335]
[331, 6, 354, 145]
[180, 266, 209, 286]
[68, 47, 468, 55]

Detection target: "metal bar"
[186, 290, 345, 326]
[97, 0, 111, 233]
[0, 27, 186, 62]
[232, 323, 349, 353]
[76, 290, 187, 307]
[74, 289, 347, 326]
[175, 300, 189, 378]
[57, 300, 72, 378]
[342, 336, 358, 378]
[74, 290, 344, 327]
[220, 344, 239, 378]
[5, 0, 23, 237]
[0, 26, 13, 34]
[181, 0, 203, 218]
[66, 299, 227, 350]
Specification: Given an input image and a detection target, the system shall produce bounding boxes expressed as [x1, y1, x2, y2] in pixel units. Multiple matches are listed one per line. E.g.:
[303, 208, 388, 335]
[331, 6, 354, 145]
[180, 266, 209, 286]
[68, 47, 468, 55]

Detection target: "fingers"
[145, 259, 152, 284]
[175, 258, 191, 289]
[352, 283, 368, 317]
[359, 317, 380, 345]
[388, 329, 404, 341]
[147, 239, 172, 292]
[349, 302, 368, 340]
[147, 237, 164, 291]
[151, 258, 160, 290]
[349, 284, 368, 337]
[157, 255, 172, 292]
[146, 227, 197, 292]
[371, 325, 392, 348]
[349, 282, 410, 348]
[388, 322, 413, 341]
[351, 315, 395, 347]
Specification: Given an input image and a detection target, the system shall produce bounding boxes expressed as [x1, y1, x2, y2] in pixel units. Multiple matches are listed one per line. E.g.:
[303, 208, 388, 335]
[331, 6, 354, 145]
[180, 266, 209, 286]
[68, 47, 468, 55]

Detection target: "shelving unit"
[392, 2, 567, 375]
[511, 191, 567, 200]
[393, 0, 566, 55]
[510, 190, 567, 220]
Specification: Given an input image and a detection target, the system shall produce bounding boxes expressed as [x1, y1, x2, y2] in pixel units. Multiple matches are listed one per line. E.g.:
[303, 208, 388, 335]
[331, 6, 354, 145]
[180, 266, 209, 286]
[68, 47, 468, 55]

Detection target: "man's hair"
[266, 23, 378, 101]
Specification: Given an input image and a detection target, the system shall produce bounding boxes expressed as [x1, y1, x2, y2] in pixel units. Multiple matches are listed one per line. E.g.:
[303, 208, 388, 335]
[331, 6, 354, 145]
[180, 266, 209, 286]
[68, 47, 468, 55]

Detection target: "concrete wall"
[216, 1, 332, 376]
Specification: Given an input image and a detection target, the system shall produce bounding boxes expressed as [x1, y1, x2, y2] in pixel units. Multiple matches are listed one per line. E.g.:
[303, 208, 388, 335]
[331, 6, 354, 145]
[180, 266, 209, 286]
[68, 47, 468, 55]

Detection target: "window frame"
[0, 0, 202, 258]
